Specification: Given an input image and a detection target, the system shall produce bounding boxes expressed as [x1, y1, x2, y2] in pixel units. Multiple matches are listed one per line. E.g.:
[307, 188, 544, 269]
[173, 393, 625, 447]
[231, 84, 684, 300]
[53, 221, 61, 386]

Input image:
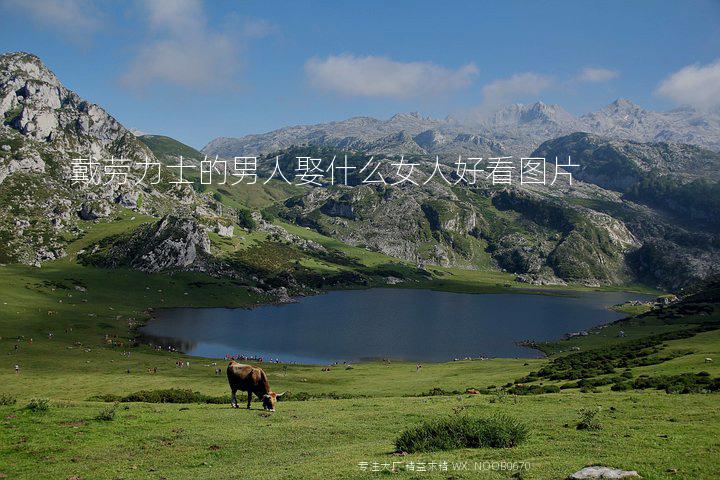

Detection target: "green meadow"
[1, 217, 719, 479]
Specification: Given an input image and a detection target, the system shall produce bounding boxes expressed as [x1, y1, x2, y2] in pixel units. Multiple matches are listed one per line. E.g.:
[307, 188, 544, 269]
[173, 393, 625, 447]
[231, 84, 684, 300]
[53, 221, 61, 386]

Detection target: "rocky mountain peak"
[611, 98, 638, 108]
[0, 52, 61, 86]
[0, 51, 149, 159]
[413, 129, 446, 149]
[485, 102, 577, 128]
[602, 98, 646, 116]
[389, 111, 423, 121]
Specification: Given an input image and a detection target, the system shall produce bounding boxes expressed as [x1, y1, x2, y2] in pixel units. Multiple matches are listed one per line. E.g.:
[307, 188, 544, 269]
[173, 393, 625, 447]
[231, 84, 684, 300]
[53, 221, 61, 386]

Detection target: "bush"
[506, 384, 560, 395]
[26, 397, 50, 412]
[395, 415, 529, 453]
[418, 387, 461, 397]
[0, 393, 17, 406]
[576, 407, 602, 430]
[260, 210, 277, 222]
[96, 403, 118, 421]
[237, 209, 257, 231]
[632, 373, 720, 394]
[611, 382, 631, 391]
[121, 389, 227, 404]
[89, 388, 368, 405]
[89, 389, 229, 404]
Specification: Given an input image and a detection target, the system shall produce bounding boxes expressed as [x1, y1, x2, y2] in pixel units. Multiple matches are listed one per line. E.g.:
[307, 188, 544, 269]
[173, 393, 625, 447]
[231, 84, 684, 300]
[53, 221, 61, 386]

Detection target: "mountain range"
[203, 100, 720, 159]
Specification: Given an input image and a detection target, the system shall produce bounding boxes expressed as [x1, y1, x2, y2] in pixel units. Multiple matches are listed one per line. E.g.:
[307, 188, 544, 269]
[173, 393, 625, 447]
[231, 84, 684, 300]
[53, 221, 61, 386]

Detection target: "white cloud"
[657, 59, 720, 110]
[0, 0, 103, 39]
[481, 72, 554, 107]
[577, 67, 619, 83]
[241, 18, 279, 39]
[122, 0, 251, 91]
[143, 0, 203, 34]
[305, 54, 478, 98]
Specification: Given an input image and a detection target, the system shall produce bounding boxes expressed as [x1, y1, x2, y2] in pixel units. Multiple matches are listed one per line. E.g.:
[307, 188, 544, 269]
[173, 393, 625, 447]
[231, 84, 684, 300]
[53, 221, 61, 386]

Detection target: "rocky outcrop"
[78, 202, 112, 220]
[80, 215, 211, 273]
[216, 223, 234, 238]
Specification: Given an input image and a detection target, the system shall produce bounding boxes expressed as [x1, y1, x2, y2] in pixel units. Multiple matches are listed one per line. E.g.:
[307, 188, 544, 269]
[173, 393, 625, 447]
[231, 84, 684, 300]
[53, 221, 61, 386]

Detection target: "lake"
[139, 288, 653, 364]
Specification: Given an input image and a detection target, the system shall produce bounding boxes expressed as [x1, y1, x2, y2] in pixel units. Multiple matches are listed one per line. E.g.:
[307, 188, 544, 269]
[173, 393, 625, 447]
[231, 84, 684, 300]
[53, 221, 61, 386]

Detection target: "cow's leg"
[246, 390, 252, 409]
[231, 387, 238, 408]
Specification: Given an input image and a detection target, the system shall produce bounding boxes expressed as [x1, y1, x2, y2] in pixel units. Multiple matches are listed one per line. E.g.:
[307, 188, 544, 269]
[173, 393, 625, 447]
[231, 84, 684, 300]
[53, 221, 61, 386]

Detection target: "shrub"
[632, 373, 720, 394]
[418, 387, 461, 397]
[576, 407, 602, 430]
[395, 415, 529, 453]
[121, 389, 226, 404]
[237, 209, 257, 231]
[26, 397, 50, 412]
[611, 382, 631, 391]
[260, 210, 277, 222]
[506, 384, 560, 395]
[0, 393, 17, 406]
[96, 403, 118, 421]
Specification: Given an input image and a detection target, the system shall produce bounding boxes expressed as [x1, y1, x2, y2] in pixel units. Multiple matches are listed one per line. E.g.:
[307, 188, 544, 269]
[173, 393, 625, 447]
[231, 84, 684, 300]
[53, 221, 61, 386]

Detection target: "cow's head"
[262, 391, 286, 411]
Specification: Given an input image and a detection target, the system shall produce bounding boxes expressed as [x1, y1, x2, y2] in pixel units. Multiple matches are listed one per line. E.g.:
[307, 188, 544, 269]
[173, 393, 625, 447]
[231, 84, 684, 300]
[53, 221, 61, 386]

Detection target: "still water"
[139, 288, 652, 364]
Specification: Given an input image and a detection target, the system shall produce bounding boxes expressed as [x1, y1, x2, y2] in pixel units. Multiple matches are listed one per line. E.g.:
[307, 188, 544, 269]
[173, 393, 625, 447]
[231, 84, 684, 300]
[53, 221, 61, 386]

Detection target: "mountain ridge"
[203, 99, 720, 158]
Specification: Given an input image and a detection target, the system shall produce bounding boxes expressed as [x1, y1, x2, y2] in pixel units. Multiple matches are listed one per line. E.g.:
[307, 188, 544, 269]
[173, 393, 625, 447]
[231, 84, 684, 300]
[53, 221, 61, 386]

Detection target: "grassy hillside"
[138, 134, 204, 163]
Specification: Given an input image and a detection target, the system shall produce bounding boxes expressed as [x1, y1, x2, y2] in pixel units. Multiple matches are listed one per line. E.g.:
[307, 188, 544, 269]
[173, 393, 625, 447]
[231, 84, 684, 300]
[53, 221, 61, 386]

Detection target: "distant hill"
[138, 134, 203, 164]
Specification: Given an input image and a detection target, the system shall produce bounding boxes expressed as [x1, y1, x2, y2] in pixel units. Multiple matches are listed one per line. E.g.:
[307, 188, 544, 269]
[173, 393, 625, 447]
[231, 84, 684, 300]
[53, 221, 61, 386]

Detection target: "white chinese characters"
[70, 154, 578, 187]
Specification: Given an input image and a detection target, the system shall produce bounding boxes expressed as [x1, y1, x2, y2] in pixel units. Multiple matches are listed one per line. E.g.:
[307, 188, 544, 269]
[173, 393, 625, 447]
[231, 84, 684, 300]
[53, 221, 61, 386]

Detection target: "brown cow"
[226, 361, 286, 411]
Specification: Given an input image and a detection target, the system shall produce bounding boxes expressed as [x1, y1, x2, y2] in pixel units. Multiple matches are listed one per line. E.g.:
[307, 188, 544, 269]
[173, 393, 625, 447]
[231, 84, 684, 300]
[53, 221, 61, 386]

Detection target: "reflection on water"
[139, 288, 652, 364]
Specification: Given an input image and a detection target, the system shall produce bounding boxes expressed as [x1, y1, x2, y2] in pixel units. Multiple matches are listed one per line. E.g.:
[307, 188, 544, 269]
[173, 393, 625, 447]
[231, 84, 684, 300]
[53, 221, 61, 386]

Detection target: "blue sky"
[1, 0, 719, 149]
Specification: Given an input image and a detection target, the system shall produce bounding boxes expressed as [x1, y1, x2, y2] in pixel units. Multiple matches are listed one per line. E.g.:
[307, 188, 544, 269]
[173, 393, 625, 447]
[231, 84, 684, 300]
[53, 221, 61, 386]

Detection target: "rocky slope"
[79, 215, 212, 273]
[534, 132, 720, 189]
[255, 137, 719, 289]
[260, 146, 642, 286]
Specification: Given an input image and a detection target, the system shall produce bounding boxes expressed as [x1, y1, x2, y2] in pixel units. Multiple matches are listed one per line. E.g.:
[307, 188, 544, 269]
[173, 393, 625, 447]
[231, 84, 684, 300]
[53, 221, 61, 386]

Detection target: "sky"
[1, 0, 719, 149]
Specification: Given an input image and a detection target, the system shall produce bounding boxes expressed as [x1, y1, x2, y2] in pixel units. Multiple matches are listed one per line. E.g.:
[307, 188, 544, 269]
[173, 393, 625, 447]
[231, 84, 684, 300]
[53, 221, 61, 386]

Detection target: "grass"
[1, 392, 718, 479]
[0, 213, 719, 478]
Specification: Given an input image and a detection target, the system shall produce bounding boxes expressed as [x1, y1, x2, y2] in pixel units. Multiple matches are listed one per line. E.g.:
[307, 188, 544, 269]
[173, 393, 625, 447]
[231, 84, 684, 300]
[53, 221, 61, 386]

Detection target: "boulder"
[78, 202, 111, 220]
[115, 191, 140, 208]
[217, 223, 234, 238]
[567, 466, 640, 479]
